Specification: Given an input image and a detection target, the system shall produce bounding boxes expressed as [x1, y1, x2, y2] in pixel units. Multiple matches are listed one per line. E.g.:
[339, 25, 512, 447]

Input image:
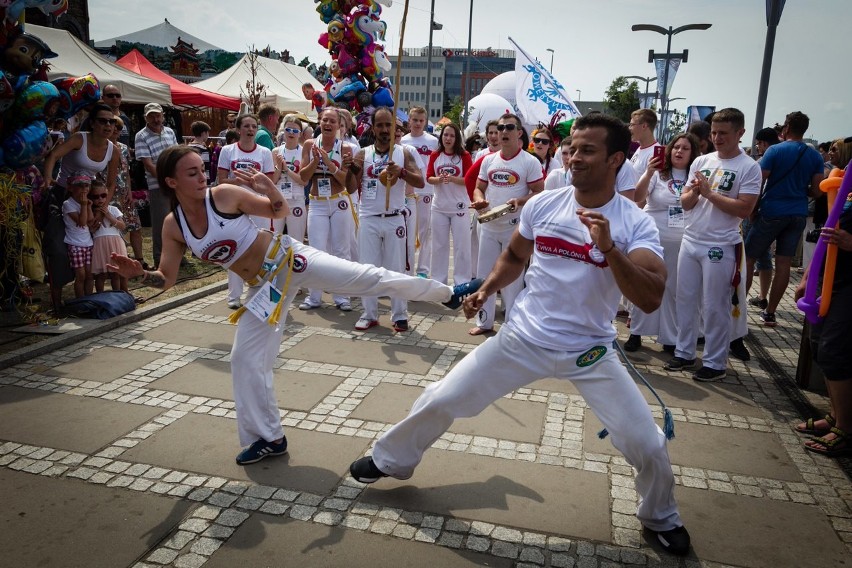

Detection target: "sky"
[88, 0, 850, 143]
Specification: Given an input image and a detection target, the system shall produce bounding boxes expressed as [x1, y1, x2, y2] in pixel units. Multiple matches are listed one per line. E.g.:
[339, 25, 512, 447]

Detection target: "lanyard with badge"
[279, 149, 297, 199]
[316, 144, 337, 197]
[365, 148, 388, 201]
[667, 176, 686, 228]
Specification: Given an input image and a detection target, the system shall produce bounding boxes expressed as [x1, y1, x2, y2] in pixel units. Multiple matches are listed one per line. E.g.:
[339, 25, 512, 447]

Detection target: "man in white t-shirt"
[628, 109, 662, 180]
[469, 113, 544, 335]
[546, 138, 638, 199]
[350, 113, 691, 558]
[665, 108, 761, 382]
[401, 106, 439, 277]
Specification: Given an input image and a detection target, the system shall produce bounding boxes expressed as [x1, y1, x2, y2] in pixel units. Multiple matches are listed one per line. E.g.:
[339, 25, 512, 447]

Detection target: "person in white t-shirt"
[350, 113, 692, 558]
[401, 107, 439, 277]
[272, 115, 308, 244]
[469, 113, 544, 335]
[217, 114, 276, 309]
[396, 121, 424, 279]
[469, 120, 501, 276]
[665, 108, 761, 382]
[546, 138, 639, 200]
[628, 108, 662, 180]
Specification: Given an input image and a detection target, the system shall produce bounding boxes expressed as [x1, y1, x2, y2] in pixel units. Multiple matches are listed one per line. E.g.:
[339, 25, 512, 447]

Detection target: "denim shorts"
[744, 215, 807, 259]
[742, 218, 772, 270]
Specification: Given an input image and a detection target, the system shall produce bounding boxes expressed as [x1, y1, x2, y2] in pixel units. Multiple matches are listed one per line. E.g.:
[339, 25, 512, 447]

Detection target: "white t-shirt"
[508, 187, 663, 351]
[402, 132, 439, 195]
[643, 168, 688, 240]
[218, 143, 274, 177]
[62, 198, 93, 246]
[93, 205, 124, 238]
[275, 145, 306, 203]
[474, 147, 496, 161]
[546, 164, 639, 194]
[401, 144, 425, 196]
[430, 152, 469, 214]
[478, 149, 545, 232]
[684, 151, 762, 245]
[630, 142, 661, 176]
[359, 146, 406, 216]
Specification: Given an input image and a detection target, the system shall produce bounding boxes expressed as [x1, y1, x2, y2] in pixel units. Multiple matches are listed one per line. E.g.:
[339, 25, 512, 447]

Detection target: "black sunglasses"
[533, 137, 551, 144]
[496, 124, 518, 132]
[94, 117, 117, 126]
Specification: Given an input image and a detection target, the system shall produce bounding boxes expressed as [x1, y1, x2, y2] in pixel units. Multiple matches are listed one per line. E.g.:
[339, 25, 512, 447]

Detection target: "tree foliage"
[663, 109, 687, 144]
[445, 96, 463, 127]
[240, 47, 267, 114]
[603, 77, 641, 123]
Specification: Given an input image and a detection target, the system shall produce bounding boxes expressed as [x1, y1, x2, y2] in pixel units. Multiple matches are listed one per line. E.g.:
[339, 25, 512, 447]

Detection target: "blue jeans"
[745, 215, 807, 260]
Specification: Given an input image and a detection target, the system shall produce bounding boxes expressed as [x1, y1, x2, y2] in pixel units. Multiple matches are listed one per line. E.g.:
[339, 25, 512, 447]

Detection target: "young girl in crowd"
[89, 178, 128, 292]
[62, 173, 94, 297]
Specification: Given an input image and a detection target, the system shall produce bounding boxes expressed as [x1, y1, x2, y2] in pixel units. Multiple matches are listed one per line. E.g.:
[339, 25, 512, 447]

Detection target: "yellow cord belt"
[228, 236, 295, 326]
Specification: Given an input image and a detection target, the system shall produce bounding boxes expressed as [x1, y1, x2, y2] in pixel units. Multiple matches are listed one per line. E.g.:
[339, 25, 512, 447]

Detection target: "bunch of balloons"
[313, 0, 394, 111]
[0, 3, 103, 174]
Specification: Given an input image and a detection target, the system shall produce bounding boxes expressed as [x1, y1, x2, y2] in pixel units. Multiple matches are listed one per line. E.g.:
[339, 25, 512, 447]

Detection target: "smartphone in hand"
[652, 145, 665, 165]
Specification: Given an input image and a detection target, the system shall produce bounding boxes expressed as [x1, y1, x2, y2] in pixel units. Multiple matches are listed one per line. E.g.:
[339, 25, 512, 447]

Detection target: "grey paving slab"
[0, 468, 191, 568]
[351, 383, 547, 444]
[360, 449, 612, 542]
[632, 371, 763, 417]
[678, 486, 849, 568]
[529, 377, 581, 395]
[140, 319, 235, 351]
[584, 411, 803, 481]
[0, 386, 162, 453]
[151, 360, 344, 412]
[424, 321, 497, 344]
[122, 413, 370, 495]
[44, 346, 164, 383]
[285, 335, 440, 374]
[205, 513, 513, 568]
[198, 301, 241, 318]
[286, 303, 373, 332]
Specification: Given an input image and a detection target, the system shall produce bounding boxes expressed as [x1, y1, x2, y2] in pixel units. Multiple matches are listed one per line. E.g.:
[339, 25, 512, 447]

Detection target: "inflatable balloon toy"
[2, 31, 57, 89]
[8, 79, 59, 127]
[797, 167, 852, 323]
[51, 73, 100, 120]
[5, 0, 67, 23]
[1, 119, 50, 169]
[318, 18, 345, 53]
[314, 0, 340, 24]
[328, 75, 366, 103]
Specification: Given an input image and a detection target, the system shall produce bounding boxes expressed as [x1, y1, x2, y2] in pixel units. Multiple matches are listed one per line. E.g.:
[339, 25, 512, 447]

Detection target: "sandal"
[804, 427, 852, 458]
[794, 414, 835, 436]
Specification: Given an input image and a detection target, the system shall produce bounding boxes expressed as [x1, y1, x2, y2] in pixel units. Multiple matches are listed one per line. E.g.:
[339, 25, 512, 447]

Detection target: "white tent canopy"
[29, 24, 172, 106]
[94, 18, 223, 53]
[193, 54, 323, 117]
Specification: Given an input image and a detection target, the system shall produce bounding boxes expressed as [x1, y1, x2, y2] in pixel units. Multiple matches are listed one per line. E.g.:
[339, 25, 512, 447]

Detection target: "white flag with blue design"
[509, 37, 581, 125]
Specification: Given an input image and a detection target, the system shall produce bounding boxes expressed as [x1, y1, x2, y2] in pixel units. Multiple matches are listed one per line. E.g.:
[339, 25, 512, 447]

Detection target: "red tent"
[115, 49, 240, 110]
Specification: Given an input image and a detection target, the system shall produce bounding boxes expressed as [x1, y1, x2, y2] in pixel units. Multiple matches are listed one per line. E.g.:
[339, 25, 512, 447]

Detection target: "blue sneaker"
[443, 278, 484, 310]
[235, 436, 288, 465]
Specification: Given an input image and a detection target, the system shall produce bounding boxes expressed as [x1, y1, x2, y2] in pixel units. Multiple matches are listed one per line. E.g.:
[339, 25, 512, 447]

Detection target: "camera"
[805, 227, 821, 244]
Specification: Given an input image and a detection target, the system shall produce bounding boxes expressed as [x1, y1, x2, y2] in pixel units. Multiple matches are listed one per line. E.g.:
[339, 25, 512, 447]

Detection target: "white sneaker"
[355, 317, 378, 331]
[299, 300, 319, 310]
[337, 301, 352, 312]
[227, 299, 241, 310]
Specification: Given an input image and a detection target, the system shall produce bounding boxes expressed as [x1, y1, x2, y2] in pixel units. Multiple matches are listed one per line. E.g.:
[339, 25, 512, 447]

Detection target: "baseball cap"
[144, 103, 164, 116]
[68, 172, 93, 185]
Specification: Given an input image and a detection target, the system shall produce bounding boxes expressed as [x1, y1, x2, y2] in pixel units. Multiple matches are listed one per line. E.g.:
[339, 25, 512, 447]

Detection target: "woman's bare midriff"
[228, 230, 274, 282]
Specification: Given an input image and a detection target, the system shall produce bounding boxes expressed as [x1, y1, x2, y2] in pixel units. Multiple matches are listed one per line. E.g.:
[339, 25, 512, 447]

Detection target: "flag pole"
[386, 0, 410, 211]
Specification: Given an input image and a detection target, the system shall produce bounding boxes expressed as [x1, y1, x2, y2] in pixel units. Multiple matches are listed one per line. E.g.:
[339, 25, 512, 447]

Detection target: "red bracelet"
[399, 168, 407, 180]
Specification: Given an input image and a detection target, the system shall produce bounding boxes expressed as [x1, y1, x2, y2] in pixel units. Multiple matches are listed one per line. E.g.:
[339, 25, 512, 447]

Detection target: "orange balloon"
[818, 174, 842, 317]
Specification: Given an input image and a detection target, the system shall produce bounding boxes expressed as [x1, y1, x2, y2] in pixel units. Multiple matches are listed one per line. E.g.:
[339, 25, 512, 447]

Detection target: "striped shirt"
[135, 126, 177, 190]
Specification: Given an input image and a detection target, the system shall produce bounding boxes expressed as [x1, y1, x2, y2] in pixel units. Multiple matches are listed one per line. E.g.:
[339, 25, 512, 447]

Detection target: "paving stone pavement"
[0, 274, 850, 568]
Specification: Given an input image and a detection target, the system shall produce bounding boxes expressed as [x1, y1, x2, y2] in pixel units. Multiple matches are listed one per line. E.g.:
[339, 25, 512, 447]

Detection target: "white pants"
[372, 326, 682, 532]
[231, 236, 453, 447]
[358, 214, 408, 322]
[470, 211, 480, 277]
[305, 194, 355, 306]
[476, 225, 524, 330]
[630, 233, 682, 345]
[415, 193, 433, 276]
[404, 197, 416, 274]
[431, 209, 472, 285]
[675, 240, 736, 370]
[282, 197, 307, 244]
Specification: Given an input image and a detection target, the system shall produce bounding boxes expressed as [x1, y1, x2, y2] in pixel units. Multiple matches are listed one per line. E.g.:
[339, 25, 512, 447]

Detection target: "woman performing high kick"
[108, 146, 481, 465]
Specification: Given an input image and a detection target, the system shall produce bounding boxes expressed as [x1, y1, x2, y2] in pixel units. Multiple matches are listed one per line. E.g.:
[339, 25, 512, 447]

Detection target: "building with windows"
[389, 46, 515, 121]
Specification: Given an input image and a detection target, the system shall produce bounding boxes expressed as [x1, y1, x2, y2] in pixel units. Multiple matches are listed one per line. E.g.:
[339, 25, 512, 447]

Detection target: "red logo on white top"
[535, 236, 608, 268]
[201, 240, 238, 264]
[488, 169, 521, 187]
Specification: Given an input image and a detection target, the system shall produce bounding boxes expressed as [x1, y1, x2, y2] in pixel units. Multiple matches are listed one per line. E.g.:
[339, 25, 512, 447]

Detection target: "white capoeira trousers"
[629, 232, 682, 345]
[281, 197, 307, 244]
[404, 197, 416, 275]
[371, 326, 683, 532]
[430, 210, 472, 285]
[358, 214, 408, 322]
[415, 193, 433, 276]
[470, 211, 480, 278]
[675, 239, 736, 370]
[476, 225, 524, 330]
[230, 236, 453, 447]
[305, 194, 355, 306]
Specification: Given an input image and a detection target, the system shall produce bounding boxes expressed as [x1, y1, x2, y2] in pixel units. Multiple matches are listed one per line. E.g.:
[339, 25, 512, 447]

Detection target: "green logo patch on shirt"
[577, 345, 607, 367]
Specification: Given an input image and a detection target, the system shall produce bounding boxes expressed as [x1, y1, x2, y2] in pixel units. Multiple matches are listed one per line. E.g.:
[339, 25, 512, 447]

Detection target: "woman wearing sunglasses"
[271, 115, 308, 244]
[530, 126, 559, 176]
[41, 103, 120, 312]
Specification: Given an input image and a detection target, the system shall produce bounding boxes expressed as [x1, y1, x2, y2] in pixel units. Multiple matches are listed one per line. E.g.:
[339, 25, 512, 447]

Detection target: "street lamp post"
[546, 48, 554, 73]
[752, 0, 785, 154]
[576, 89, 581, 101]
[425, 0, 443, 121]
[461, 0, 473, 128]
[632, 23, 711, 142]
[624, 75, 657, 109]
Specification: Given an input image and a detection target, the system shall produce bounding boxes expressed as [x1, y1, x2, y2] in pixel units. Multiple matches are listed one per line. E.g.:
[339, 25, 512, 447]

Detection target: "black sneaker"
[649, 525, 691, 556]
[235, 436, 288, 465]
[693, 366, 726, 382]
[349, 456, 388, 484]
[748, 297, 768, 310]
[392, 319, 409, 332]
[760, 311, 777, 327]
[729, 337, 750, 361]
[624, 334, 641, 352]
[443, 278, 484, 310]
[664, 356, 696, 371]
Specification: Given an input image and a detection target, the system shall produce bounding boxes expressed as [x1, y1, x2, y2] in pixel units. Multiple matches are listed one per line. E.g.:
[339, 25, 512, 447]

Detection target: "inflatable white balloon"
[481, 71, 517, 108]
[465, 92, 513, 139]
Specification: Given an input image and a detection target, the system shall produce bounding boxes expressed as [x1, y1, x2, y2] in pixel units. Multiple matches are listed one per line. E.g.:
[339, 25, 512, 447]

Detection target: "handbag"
[64, 291, 136, 319]
[20, 201, 45, 282]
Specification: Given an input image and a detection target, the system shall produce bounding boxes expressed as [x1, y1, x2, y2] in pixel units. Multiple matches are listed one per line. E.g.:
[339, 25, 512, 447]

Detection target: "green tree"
[603, 77, 640, 123]
[663, 109, 687, 143]
[444, 96, 464, 127]
[298, 56, 311, 67]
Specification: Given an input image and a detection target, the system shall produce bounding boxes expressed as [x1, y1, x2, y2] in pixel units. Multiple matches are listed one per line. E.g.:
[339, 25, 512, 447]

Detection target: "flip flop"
[794, 414, 835, 436]
[805, 427, 852, 458]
